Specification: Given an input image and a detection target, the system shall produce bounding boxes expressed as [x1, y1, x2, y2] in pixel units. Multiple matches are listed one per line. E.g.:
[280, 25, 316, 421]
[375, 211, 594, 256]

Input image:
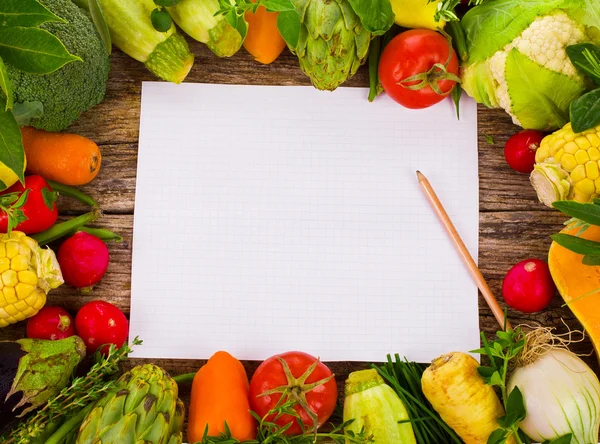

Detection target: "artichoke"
[289, 0, 372, 91]
[76, 364, 185, 444]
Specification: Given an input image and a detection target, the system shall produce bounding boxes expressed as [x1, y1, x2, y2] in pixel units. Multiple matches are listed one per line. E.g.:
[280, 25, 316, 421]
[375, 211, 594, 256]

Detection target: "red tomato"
[249, 351, 337, 435]
[379, 29, 460, 109]
[26, 306, 76, 340]
[0, 175, 58, 234]
[75, 301, 129, 355]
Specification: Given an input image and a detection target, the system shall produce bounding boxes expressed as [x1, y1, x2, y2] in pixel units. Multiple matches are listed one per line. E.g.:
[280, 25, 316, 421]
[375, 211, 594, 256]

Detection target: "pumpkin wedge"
[548, 225, 600, 359]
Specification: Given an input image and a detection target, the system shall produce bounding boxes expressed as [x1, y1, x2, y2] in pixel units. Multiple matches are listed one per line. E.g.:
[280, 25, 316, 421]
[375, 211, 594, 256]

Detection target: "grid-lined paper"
[130, 82, 480, 362]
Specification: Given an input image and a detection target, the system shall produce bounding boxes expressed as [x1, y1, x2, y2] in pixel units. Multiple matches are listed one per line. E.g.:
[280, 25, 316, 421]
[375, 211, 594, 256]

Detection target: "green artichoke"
[76, 364, 184, 444]
[289, 0, 371, 91]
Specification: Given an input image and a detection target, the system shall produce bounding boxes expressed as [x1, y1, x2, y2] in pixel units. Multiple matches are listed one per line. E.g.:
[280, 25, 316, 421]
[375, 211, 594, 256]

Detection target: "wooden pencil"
[416, 171, 511, 331]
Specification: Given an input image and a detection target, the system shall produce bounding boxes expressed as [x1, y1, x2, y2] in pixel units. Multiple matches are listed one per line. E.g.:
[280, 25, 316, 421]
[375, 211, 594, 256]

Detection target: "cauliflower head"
[460, 0, 600, 131]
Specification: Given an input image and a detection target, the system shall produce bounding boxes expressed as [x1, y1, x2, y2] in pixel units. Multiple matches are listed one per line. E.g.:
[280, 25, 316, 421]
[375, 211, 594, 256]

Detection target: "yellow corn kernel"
[25, 292, 39, 307]
[588, 133, 600, 147]
[15, 283, 34, 300]
[575, 150, 590, 165]
[575, 178, 596, 197]
[0, 258, 9, 273]
[0, 243, 5, 258]
[11, 255, 28, 272]
[536, 143, 550, 161]
[571, 165, 586, 183]
[4, 302, 17, 316]
[589, 147, 600, 161]
[564, 141, 579, 154]
[5, 242, 19, 259]
[2, 270, 17, 287]
[3, 286, 17, 304]
[575, 136, 592, 150]
[562, 153, 578, 172]
[0, 319, 8, 328]
[32, 293, 45, 310]
[0, 293, 5, 306]
[550, 138, 567, 156]
[564, 130, 576, 142]
[18, 270, 38, 286]
[586, 161, 600, 180]
[21, 307, 35, 318]
[14, 300, 27, 313]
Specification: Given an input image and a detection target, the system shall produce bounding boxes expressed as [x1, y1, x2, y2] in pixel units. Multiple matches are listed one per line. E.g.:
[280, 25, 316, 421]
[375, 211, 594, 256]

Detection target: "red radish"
[58, 232, 109, 288]
[26, 306, 76, 340]
[76, 301, 129, 355]
[502, 259, 556, 313]
[504, 130, 545, 173]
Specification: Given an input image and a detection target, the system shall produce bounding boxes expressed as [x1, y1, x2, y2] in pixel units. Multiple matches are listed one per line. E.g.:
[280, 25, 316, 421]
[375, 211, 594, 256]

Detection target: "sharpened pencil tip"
[416, 170, 425, 181]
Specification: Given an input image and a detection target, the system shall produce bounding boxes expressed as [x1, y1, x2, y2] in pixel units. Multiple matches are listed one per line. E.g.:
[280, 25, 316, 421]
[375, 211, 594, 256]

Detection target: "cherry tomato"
[0, 175, 58, 234]
[75, 301, 129, 355]
[379, 29, 460, 109]
[504, 130, 545, 173]
[249, 351, 337, 435]
[26, 306, 76, 340]
[502, 259, 556, 313]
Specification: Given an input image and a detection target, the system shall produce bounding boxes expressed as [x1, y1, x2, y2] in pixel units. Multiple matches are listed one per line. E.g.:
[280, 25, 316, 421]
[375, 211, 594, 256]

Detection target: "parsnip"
[421, 352, 510, 444]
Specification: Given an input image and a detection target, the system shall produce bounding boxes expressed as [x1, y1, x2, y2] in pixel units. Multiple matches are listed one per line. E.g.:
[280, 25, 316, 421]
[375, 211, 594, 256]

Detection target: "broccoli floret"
[7, 0, 110, 132]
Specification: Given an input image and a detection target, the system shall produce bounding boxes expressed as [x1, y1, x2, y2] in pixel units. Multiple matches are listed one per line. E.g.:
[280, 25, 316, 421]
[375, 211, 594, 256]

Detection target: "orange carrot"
[21, 127, 101, 186]
[187, 351, 257, 442]
[243, 2, 286, 65]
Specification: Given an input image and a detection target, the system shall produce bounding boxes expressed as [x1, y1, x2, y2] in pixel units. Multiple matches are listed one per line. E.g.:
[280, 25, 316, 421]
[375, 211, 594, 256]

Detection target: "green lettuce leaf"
[347, 0, 394, 35]
[0, 96, 25, 190]
[505, 48, 585, 130]
[462, 0, 573, 63]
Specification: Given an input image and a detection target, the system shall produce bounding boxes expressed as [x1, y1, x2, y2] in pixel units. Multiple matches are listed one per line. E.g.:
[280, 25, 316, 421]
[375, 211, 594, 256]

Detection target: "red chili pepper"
[0, 176, 58, 234]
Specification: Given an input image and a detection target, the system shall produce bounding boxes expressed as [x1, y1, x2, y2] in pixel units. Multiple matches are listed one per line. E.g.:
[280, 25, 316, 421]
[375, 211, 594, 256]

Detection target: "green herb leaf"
[489, 371, 503, 387]
[505, 386, 526, 421]
[261, 0, 296, 12]
[543, 434, 573, 444]
[487, 428, 507, 444]
[569, 88, 600, 133]
[277, 9, 301, 49]
[42, 187, 57, 211]
[0, 55, 13, 111]
[551, 233, 600, 255]
[553, 201, 600, 226]
[486, 134, 495, 145]
[87, 0, 112, 55]
[566, 43, 600, 86]
[346, 0, 394, 36]
[0, 26, 82, 74]
[0, 0, 66, 28]
[6, 188, 30, 233]
[582, 255, 600, 266]
[12, 100, 43, 126]
[0, 96, 25, 190]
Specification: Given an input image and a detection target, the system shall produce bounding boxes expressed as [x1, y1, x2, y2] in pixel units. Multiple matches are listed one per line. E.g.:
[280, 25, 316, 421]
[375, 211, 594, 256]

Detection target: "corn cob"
[531, 123, 600, 206]
[0, 231, 63, 327]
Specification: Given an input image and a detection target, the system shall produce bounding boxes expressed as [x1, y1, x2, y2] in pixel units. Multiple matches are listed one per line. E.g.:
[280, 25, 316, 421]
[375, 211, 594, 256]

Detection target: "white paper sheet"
[130, 82, 480, 362]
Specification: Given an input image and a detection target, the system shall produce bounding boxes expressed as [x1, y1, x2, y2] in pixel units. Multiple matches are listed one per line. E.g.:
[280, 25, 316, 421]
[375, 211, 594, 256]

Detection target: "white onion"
[507, 348, 600, 444]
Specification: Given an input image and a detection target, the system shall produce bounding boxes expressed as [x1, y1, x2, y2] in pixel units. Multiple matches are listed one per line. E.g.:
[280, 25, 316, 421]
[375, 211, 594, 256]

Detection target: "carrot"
[187, 351, 257, 442]
[243, 2, 286, 65]
[21, 127, 101, 186]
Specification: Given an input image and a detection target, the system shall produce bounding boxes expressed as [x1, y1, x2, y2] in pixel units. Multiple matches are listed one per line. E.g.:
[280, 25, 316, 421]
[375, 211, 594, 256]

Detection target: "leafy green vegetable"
[0, 0, 65, 28]
[276, 9, 301, 48]
[0, 27, 81, 74]
[472, 329, 527, 444]
[566, 43, 600, 85]
[86, 0, 112, 55]
[346, 0, 394, 35]
[551, 233, 600, 255]
[434, 0, 486, 22]
[569, 88, 600, 133]
[0, 56, 13, 111]
[0, 96, 25, 186]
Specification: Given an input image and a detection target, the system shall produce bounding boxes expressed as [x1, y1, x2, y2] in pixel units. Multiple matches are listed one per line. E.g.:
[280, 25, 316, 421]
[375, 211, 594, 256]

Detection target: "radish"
[75, 300, 129, 355]
[504, 130, 545, 173]
[58, 232, 109, 289]
[26, 306, 76, 340]
[502, 259, 556, 313]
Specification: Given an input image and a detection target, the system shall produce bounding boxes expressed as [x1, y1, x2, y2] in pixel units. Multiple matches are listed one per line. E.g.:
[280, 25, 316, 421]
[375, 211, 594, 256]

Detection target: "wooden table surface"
[0, 40, 592, 417]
